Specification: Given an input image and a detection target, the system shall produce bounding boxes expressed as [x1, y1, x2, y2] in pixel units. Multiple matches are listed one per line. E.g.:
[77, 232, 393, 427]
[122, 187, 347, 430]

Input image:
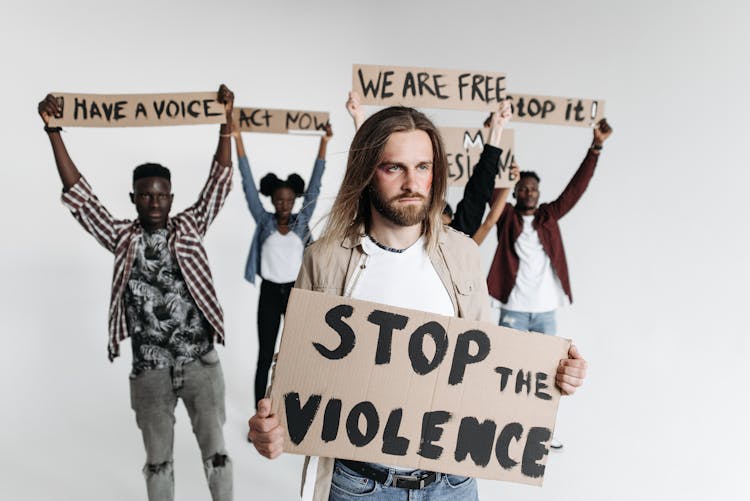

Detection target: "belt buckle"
[392, 472, 430, 489]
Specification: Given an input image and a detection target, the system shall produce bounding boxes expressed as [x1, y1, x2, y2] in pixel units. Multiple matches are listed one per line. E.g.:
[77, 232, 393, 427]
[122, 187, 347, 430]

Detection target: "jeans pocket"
[444, 474, 474, 489]
[330, 464, 378, 497]
[198, 349, 220, 367]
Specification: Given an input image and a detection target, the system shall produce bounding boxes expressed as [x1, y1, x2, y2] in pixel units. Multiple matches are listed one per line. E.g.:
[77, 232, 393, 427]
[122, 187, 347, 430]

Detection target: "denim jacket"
[238, 155, 326, 284]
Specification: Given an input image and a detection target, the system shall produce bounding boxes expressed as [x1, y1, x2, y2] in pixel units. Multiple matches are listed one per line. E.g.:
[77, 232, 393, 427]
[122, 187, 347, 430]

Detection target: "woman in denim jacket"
[233, 125, 332, 405]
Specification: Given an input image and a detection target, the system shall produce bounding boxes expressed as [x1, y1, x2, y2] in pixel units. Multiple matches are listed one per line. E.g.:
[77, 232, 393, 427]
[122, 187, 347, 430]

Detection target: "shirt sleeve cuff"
[481, 143, 503, 164]
[213, 158, 232, 170]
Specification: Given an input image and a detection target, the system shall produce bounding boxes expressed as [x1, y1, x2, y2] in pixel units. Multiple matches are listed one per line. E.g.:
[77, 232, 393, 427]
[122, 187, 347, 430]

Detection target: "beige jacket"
[290, 227, 490, 500]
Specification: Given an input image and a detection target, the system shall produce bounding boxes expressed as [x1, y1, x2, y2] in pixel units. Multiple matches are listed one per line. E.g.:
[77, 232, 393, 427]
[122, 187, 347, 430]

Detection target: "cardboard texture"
[47, 92, 226, 127]
[353, 64, 506, 111]
[270, 289, 571, 486]
[506, 93, 605, 127]
[442, 128, 515, 188]
[233, 108, 330, 134]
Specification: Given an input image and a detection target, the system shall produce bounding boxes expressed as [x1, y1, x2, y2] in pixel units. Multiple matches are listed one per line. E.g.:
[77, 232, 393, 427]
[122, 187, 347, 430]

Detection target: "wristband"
[44, 125, 62, 133]
[591, 144, 603, 151]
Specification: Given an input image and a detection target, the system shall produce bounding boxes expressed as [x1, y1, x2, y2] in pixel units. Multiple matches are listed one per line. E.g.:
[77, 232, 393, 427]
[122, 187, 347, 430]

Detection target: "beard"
[370, 186, 430, 227]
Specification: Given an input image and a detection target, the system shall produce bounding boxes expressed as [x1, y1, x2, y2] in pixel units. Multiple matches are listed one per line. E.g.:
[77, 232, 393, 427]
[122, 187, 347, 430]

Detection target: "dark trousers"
[255, 279, 294, 406]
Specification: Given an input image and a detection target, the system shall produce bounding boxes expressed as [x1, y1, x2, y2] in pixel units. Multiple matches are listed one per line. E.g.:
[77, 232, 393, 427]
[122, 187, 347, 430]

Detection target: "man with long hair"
[248, 106, 587, 500]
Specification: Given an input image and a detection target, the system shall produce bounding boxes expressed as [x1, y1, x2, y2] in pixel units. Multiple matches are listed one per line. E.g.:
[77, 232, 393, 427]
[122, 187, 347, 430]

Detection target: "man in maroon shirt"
[486, 119, 612, 448]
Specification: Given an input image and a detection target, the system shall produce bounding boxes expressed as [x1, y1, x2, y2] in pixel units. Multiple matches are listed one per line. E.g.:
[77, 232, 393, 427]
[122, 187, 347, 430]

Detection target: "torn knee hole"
[146, 461, 171, 474]
[211, 453, 227, 467]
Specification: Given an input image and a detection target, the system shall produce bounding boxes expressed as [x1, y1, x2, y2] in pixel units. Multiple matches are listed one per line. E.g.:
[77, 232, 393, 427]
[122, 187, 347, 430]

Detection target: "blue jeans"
[499, 308, 557, 335]
[329, 460, 477, 500]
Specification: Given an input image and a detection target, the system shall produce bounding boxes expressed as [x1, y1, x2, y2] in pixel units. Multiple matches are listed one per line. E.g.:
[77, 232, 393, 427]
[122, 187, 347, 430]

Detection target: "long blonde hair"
[320, 106, 447, 251]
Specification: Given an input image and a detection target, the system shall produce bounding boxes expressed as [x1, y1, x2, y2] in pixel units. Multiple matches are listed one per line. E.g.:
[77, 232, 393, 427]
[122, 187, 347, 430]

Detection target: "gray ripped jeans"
[129, 349, 232, 501]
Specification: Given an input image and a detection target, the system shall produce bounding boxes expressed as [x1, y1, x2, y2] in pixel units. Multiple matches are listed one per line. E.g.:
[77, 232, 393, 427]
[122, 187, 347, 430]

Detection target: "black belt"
[338, 459, 438, 490]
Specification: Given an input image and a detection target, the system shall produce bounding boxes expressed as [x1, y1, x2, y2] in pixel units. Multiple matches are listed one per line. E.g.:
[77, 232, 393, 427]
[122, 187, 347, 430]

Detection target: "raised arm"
[233, 123, 267, 222]
[299, 125, 332, 221]
[450, 100, 512, 235]
[39, 94, 81, 191]
[472, 163, 519, 244]
[316, 123, 333, 160]
[547, 118, 613, 220]
[39, 94, 126, 252]
[346, 91, 365, 131]
[185, 84, 235, 236]
[214, 84, 234, 167]
[485, 99, 512, 149]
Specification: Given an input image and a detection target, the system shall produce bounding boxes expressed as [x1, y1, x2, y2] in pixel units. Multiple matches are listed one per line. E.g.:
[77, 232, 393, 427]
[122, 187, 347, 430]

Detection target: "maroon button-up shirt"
[487, 148, 599, 305]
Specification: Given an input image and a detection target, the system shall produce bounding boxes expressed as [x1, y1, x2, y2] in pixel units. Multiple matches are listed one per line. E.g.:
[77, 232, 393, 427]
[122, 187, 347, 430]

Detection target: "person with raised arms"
[487, 118, 613, 449]
[248, 105, 587, 500]
[38, 85, 236, 501]
[233, 124, 333, 407]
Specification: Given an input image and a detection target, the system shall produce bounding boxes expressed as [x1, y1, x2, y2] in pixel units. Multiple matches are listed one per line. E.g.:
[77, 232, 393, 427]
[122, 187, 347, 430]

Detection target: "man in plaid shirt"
[38, 85, 235, 501]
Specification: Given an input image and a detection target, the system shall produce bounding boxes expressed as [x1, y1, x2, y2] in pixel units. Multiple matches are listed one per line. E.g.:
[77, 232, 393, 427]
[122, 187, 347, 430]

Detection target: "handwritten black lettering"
[417, 410, 451, 460]
[367, 310, 409, 365]
[314, 304, 356, 360]
[346, 401, 379, 447]
[408, 321, 448, 375]
[381, 408, 410, 456]
[449, 329, 490, 385]
[284, 392, 322, 445]
[455, 417, 496, 467]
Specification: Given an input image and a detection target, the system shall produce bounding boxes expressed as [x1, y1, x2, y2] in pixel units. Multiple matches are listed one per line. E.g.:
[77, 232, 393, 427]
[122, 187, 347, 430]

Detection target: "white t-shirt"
[349, 235, 455, 317]
[504, 215, 569, 312]
[260, 230, 305, 284]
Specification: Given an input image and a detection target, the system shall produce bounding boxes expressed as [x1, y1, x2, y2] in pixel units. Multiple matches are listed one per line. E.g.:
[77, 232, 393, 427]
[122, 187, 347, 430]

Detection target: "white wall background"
[1, 0, 748, 499]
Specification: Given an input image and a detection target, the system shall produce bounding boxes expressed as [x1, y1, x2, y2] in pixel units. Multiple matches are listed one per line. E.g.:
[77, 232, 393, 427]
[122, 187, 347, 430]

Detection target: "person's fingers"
[253, 438, 284, 459]
[558, 363, 587, 379]
[257, 398, 272, 417]
[249, 424, 284, 446]
[251, 415, 280, 434]
[40, 95, 58, 115]
[568, 344, 584, 360]
[556, 380, 577, 395]
[556, 372, 584, 389]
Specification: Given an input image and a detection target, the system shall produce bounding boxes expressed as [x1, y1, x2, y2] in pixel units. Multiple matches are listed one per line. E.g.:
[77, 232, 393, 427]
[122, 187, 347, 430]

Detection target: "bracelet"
[44, 125, 62, 133]
[220, 133, 232, 138]
[591, 144, 603, 151]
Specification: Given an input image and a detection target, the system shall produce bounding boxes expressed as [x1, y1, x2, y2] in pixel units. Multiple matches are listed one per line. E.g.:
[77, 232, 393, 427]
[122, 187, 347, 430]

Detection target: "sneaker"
[549, 437, 563, 450]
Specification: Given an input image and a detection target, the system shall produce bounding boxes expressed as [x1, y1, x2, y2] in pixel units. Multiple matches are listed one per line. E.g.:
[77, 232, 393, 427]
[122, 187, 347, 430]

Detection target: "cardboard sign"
[506, 93, 605, 127]
[442, 128, 515, 188]
[353, 64, 506, 111]
[47, 92, 226, 127]
[270, 288, 570, 486]
[233, 108, 330, 134]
